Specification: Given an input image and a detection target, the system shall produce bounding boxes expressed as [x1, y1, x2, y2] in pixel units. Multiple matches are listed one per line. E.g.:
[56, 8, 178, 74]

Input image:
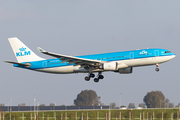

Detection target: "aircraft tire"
[94, 78, 99, 82]
[155, 68, 159, 72]
[90, 73, 95, 78]
[99, 75, 104, 79]
[85, 76, 90, 81]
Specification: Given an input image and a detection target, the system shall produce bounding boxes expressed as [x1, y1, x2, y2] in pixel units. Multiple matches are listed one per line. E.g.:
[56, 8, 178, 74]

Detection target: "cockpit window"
[165, 51, 171, 53]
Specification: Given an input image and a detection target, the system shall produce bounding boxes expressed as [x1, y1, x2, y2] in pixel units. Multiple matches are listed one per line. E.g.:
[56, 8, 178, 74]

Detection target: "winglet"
[37, 47, 46, 53]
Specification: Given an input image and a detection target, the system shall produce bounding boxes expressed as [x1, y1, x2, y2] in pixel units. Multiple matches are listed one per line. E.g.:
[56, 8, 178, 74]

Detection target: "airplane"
[5, 37, 176, 82]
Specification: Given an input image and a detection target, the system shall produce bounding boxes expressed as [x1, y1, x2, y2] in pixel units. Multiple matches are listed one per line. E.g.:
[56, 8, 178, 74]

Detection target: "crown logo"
[140, 50, 147, 54]
[19, 47, 26, 51]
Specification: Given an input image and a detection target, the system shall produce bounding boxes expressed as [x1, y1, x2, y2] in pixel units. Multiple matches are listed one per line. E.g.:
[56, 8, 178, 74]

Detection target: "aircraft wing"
[37, 47, 102, 66]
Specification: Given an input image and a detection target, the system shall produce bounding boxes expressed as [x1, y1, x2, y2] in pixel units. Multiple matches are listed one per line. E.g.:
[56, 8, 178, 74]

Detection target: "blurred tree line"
[144, 90, 174, 108]
[73, 90, 175, 109]
[74, 90, 100, 106]
[73, 89, 176, 109]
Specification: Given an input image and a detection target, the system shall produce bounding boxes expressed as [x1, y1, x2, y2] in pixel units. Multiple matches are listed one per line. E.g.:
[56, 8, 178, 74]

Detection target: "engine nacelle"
[102, 62, 118, 71]
[118, 67, 133, 74]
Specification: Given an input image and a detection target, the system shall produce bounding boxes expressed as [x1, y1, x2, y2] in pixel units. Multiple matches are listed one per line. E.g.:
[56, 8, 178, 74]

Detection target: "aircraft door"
[155, 50, 159, 57]
[43, 61, 47, 68]
[129, 52, 134, 59]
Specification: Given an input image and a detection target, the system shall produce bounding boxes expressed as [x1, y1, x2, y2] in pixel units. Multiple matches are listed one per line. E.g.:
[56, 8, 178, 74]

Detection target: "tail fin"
[8, 37, 44, 63]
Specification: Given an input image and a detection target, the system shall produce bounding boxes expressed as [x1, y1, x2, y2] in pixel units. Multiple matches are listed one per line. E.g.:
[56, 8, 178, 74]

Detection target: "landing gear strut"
[155, 64, 159, 72]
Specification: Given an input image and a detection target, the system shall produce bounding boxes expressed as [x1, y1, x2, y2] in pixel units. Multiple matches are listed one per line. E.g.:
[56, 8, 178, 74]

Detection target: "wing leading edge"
[37, 47, 102, 66]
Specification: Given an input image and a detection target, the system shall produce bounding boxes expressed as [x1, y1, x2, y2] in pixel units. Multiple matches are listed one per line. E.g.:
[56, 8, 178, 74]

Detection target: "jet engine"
[118, 67, 133, 74]
[101, 62, 118, 71]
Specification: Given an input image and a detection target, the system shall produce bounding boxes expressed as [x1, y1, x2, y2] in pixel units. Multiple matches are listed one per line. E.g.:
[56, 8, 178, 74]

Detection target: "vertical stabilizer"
[8, 37, 44, 63]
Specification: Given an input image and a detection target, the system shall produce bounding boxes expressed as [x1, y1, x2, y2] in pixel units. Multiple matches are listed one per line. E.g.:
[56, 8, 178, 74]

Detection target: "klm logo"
[140, 50, 148, 54]
[16, 47, 31, 57]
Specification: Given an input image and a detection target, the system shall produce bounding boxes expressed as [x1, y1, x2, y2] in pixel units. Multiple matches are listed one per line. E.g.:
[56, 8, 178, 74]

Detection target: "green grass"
[1, 108, 180, 120]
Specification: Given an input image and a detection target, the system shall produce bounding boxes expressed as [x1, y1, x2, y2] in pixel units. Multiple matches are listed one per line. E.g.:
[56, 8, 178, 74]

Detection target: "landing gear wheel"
[94, 78, 99, 82]
[98, 75, 104, 79]
[90, 73, 95, 78]
[155, 68, 159, 72]
[85, 76, 90, 81]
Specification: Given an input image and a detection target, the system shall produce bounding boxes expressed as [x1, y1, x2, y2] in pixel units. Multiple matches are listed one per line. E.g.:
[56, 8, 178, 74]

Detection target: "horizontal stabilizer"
[4, 61, 31, 67]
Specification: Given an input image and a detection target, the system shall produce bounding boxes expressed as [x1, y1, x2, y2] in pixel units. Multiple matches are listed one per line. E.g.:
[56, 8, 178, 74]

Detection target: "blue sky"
[0, 0, 180, 107]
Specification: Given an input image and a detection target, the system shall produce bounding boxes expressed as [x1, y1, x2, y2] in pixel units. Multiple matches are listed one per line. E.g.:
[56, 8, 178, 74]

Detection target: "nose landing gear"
[155, 64, 159, 72]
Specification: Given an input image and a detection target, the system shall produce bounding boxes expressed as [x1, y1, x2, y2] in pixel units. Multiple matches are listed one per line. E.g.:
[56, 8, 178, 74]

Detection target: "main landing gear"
[85, 72, 104, 83]
[85, 73, 95, 81]
[155, 64, 160, 72]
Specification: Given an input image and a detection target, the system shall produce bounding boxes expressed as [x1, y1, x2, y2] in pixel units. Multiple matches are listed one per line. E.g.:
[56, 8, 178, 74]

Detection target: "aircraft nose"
[167, 54, 176, 61]
[172, 53, 176, 58]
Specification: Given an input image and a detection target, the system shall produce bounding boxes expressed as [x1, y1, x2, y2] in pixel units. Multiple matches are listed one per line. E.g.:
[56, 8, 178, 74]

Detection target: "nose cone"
[170, 53, 176, 60]
[173, 54, 176, 58]
[164, 54, 176, 63]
